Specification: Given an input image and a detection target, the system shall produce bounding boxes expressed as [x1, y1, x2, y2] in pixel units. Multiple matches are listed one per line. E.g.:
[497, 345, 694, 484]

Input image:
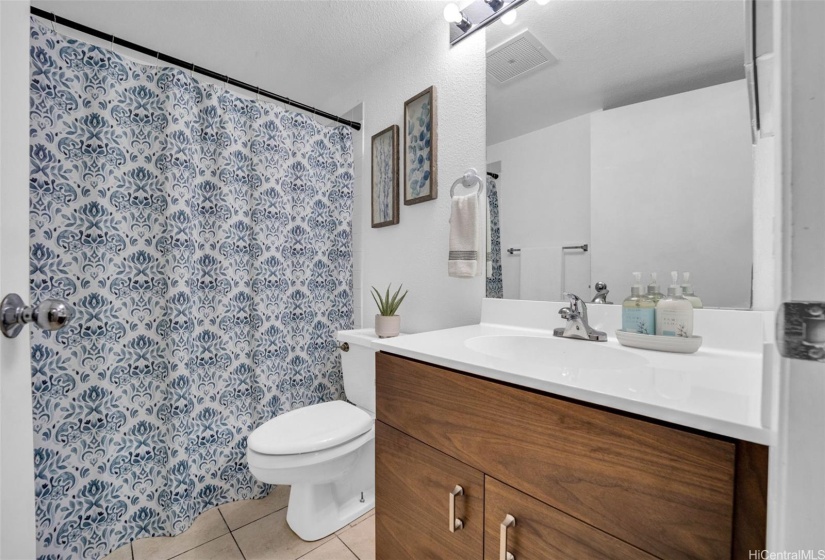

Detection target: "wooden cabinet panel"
[484, 476, 657, 560]
[732, 441, 769, 558]
[377, 352, 736, 559]
[375, 421, 484, 560]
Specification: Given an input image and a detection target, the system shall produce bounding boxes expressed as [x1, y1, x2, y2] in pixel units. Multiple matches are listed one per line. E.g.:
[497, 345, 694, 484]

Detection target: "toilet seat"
[248, 401, 373, 456]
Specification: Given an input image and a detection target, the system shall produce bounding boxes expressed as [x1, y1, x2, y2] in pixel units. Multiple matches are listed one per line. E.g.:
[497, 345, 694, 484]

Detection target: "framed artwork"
[403, 86, 437, 205]
[371, 124, 399, 228]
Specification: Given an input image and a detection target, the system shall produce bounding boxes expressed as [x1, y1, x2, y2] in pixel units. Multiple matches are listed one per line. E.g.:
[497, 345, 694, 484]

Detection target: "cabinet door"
[376, 421, 484, 560]
[484, 476, 657, 560]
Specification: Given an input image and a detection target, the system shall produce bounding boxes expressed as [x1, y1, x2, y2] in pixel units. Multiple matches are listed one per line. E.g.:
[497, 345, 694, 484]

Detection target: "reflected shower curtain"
[486, 178, 503, 298]
[28, 19, 353, 559]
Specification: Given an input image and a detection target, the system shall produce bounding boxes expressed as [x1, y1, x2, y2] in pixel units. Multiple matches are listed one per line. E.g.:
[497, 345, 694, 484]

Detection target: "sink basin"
[465, 335, 648, 371]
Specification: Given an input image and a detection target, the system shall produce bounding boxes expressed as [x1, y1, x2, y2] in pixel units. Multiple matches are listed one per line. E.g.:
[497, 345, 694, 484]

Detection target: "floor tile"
[338, 515, 375, 560]
[103, 543, 132, 560]
[297, 538, 357, 560]
[132, 508, 229, 560]
[172, 534, 244, 560]
[335, 508, 375, 536]
[220, 485, 291, 531]
[350, 509, 375, 527]
[233, 508, 333, 560]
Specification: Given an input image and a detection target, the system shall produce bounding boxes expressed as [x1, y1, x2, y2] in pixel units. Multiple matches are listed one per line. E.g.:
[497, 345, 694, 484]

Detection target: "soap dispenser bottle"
[656, 271, 694, 337]
[622, 272, 656, 335]
[680, 272, 704, 308]
[646, 272, 664, 304]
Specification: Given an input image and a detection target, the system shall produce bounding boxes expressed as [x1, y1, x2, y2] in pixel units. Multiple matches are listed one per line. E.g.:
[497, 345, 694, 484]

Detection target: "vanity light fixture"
[447, 0, 528, 46]
[501, 9, 517, 25]
[443, 3, 473, 32]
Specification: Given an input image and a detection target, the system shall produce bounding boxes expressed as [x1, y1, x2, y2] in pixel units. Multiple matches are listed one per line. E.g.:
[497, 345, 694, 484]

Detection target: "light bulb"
[443, 3, 462, 23]
[536, 0, 550, 5]
[501, 9, 517, 25]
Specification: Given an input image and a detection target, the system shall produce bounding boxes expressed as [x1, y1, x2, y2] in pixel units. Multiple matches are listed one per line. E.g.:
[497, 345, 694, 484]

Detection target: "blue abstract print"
[28, 19, 353, 559]
[405, 92, 432, 200]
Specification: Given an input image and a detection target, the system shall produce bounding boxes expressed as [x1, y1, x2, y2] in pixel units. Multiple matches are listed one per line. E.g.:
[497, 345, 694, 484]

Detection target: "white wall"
[486, 114, 592, 300]
[328, 20, 487, 333]
[591, 80, 753, 308]
[0, 2, 38, 558]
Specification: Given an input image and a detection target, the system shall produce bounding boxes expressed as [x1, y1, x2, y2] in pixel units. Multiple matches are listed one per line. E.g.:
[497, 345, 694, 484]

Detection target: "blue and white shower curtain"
[486, 178, 503, 298]
[28, 18, 353, 559]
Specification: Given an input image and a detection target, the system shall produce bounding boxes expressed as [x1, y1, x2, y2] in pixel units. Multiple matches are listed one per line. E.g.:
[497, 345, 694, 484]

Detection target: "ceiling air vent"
[487, 30, 557, 83]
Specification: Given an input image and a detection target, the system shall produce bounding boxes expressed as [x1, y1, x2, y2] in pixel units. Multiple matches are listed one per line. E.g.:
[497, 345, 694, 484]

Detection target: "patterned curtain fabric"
[28, 19, 353, 559]
[486, 178, 504, 298]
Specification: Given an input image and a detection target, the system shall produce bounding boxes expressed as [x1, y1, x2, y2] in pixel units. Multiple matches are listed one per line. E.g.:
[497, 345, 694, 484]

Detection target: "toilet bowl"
[246, 328, 380, 542]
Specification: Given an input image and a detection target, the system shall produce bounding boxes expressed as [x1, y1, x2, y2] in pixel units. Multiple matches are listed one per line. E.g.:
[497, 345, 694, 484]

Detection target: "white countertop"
[372, 301, 774, 445]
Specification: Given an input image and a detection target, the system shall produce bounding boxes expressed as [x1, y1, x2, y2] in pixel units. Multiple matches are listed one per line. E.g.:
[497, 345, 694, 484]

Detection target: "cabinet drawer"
[485, 476, 657, 560]
[376, 352, 736, 559]
[376, 421, 484, 559]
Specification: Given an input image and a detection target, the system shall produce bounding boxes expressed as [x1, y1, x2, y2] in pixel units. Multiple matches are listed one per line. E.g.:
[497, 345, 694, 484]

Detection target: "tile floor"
[103, 486, 375, 560]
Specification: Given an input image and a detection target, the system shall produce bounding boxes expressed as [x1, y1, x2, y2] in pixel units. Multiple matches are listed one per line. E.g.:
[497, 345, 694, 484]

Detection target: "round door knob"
[1, 293, 74, 338]
[32, 299, 74, 331]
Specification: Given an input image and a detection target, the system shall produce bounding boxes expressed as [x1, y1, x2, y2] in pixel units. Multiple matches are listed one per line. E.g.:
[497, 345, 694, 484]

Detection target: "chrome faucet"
[554, 292, 607, 342]
[590, 281, 612, 304]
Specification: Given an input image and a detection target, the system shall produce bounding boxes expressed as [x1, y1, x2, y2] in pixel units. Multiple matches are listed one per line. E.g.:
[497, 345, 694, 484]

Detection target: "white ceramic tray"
[615, 330, 703, 354]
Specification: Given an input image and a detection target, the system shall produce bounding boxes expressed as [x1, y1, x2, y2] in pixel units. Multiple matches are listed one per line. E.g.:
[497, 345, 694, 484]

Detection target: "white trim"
[0, 2, 37, 558]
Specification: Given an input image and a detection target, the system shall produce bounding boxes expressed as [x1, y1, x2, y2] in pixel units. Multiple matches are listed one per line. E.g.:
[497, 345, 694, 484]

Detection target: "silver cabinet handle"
[500, 514, 516, 560]
[449, 485, 464, 532]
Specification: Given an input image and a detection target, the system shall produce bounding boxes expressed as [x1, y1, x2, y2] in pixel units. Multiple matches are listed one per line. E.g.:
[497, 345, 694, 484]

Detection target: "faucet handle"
[563, 292, 583, 312]
[558, 306, 572, 319]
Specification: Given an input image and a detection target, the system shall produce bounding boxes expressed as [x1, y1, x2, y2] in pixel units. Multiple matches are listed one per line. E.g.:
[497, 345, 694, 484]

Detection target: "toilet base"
[285, 438, 375, 541]
[286, 482, 375, 541]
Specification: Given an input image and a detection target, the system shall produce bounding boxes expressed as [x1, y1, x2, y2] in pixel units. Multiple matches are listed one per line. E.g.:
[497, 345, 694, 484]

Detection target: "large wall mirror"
[485, 0, 753, 309]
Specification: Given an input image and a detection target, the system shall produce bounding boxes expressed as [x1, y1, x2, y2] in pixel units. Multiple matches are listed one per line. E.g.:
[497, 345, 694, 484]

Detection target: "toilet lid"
[248, 401, 373, 455]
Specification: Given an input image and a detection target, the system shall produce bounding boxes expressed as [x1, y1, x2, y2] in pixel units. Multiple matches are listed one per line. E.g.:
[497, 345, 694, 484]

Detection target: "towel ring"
[450, 168, 484, 198]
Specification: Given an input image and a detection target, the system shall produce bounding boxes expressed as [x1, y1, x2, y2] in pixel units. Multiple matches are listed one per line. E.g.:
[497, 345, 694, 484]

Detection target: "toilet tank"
[336, 329, 381, 413]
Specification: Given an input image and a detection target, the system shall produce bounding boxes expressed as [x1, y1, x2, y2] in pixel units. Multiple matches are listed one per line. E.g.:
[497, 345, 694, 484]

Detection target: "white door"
[0, 2, 38, 558]
[772, 0, 825, 549]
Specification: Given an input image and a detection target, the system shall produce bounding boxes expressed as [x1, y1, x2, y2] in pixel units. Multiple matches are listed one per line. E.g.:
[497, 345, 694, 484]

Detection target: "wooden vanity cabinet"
[376, 421, 484, 559]
[375, 352, 768, 560]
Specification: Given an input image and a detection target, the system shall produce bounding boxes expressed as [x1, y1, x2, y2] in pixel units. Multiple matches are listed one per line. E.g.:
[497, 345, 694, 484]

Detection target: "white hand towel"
[485, 197, 493, 277]
[519, 246, 564, 301]
[448, 193, 479, 278]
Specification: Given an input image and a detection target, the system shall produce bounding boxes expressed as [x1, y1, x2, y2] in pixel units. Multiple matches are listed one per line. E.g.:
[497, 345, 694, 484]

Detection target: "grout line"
[337, 535, 361, 560]
[164, 534, 227, 560]
[161, 510, 233, 560]
[222, 500, 290, 534]
[163, 508, 239, 560]
[294, 537, 333, 560]
[221, 510, 248, 560]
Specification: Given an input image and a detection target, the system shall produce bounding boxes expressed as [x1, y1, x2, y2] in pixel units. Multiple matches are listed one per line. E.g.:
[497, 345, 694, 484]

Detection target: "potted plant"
[371, 284, 408, 338]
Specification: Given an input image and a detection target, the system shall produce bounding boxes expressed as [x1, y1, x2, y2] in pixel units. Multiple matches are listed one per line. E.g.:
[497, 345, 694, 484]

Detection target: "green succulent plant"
[371, 284, 408, 316]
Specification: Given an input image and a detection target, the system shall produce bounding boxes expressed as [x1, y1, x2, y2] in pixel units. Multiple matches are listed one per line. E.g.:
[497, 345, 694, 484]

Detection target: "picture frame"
[403, 86, 437, 205]
[371, 124, 400, 228]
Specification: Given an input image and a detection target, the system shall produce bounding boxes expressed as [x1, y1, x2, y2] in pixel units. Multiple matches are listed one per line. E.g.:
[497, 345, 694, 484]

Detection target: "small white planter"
[375, 315, 401, 338]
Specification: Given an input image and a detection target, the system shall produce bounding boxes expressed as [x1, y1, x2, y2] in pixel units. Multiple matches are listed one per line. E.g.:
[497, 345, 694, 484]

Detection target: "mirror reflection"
[485, 0, 752, 308]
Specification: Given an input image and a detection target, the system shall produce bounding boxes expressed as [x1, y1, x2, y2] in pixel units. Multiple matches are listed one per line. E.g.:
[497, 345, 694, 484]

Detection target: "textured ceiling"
[486, 0, 746, 145]
[31, 0, 446, 114]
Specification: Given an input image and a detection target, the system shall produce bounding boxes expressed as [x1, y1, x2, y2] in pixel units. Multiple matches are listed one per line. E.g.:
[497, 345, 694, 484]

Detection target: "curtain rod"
[30, 7, 362, 131]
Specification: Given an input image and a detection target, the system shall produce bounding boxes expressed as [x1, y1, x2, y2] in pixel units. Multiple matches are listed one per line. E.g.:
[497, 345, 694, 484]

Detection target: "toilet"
[247, 328, 379, 541]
